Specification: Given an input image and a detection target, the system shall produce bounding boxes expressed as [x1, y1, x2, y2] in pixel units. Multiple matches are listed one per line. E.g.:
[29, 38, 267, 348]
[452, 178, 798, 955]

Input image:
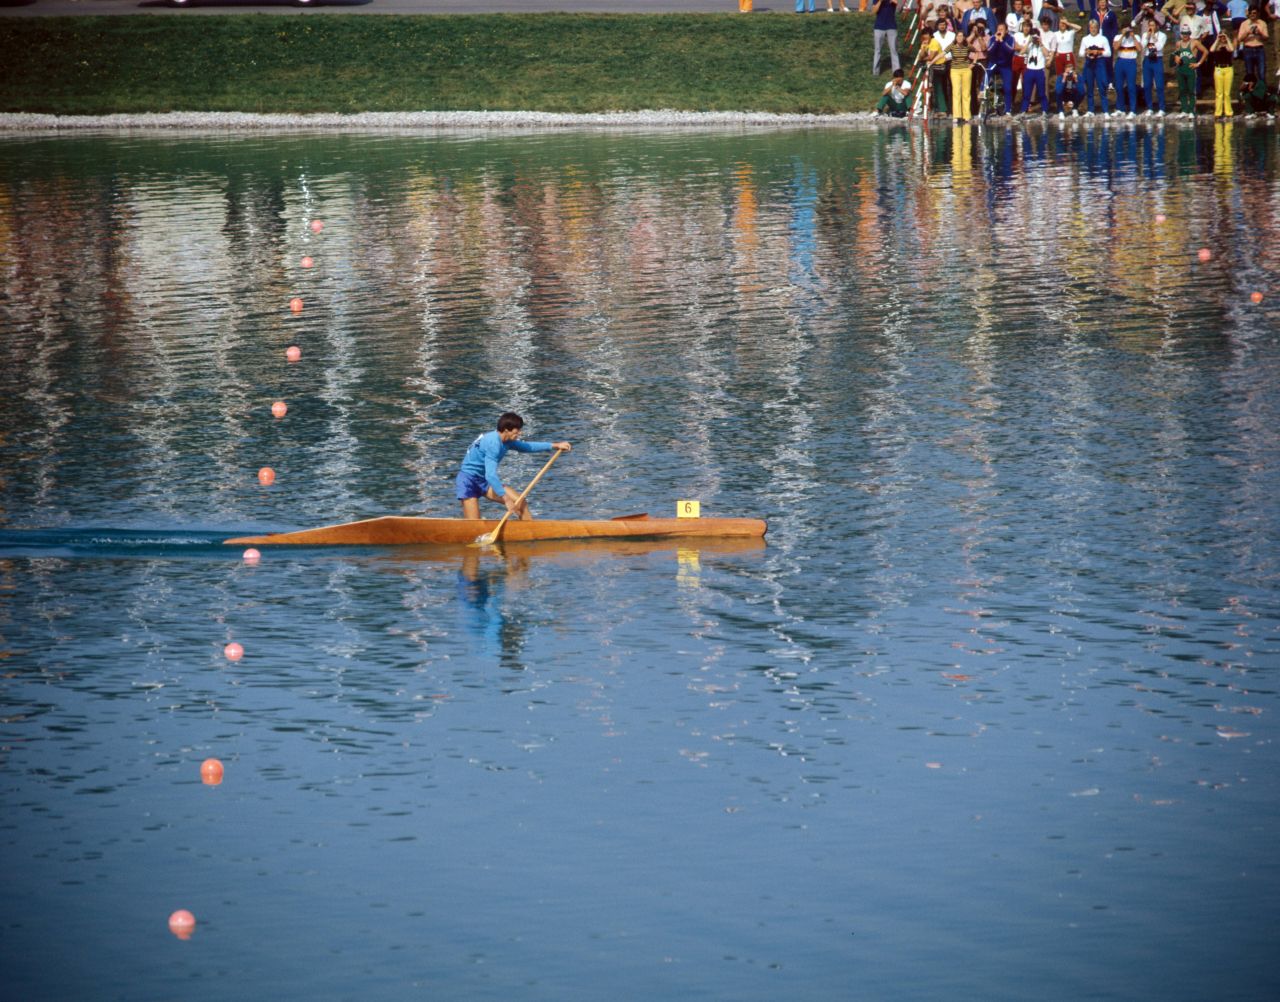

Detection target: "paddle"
[472, 448, 565, 547]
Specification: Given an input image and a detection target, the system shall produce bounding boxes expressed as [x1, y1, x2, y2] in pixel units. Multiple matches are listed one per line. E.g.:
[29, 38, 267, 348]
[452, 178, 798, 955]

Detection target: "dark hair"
[497, 412, 525, 433]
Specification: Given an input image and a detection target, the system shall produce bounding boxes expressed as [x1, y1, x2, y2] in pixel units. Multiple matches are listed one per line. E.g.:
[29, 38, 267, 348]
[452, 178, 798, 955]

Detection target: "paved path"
[2, 0, 805, 16]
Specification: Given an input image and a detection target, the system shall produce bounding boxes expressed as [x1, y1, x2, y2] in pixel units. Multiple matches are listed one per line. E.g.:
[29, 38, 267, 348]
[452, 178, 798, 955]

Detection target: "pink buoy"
[289, 297, 304, 314]
[168, 909, 196, 940]
[242, 548, 261, 564]
[200, 758, 224, 786]
[285, 345, 302, 363]
[310, 219, 324, 233]
[223, 642, 244, 662]
[1154, 213, 1166, 224]
[300, 256, 314, 269]
[1197, 248, 1212, 263]
[257, 467, 276, 486]
[271, 401, 288, 419]
[1250, 291, 1264, 304]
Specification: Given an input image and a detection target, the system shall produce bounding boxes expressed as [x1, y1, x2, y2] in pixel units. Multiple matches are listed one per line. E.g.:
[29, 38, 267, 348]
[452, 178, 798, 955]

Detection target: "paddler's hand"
[552, 441, 572, 452]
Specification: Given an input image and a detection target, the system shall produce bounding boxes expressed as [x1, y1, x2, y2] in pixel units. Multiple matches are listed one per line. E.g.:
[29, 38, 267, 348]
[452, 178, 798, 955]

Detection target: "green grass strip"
[0, 13, 897, 116]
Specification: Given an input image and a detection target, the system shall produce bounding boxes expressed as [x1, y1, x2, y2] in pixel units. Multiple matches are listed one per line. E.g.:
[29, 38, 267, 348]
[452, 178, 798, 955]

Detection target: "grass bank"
[0, 13, 895, 116]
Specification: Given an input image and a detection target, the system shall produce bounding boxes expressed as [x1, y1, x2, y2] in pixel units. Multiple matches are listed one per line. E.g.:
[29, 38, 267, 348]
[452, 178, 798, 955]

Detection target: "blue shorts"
[455, 470, 494, 501]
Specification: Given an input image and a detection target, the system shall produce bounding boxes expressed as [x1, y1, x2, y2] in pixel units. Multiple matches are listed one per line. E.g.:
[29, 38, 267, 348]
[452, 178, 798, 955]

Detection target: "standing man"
[1172, 24, 1206, 114]
[873, 0, 903, 73]
[456, 413, 571, 521]
[1238, 6, 1269, 82]
[930, 15, 957, 115]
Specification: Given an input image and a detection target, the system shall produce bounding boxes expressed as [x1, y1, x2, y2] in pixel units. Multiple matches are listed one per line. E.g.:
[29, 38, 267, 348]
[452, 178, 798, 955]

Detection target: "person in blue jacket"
[988, 21, 1018, 113]
[456, 412, 572, 520]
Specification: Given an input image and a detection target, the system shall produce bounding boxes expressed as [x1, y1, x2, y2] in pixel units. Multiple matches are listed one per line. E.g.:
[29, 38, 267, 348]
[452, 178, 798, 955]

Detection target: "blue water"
[0, 125, 1278, 1001]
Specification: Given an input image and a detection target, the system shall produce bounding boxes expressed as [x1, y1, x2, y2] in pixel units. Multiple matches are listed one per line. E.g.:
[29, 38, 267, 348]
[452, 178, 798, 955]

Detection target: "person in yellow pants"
[1209, 32, 1236, 119]
[950, 28, 975, 122]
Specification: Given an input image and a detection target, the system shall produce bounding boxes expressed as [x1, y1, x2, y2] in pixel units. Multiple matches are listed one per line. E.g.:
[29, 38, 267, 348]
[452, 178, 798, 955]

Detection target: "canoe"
[223, 513, 767, 547]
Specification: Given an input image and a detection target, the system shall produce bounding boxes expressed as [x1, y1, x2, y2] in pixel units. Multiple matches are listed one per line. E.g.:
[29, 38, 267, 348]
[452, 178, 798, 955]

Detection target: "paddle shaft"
[476, 448, 564, 545]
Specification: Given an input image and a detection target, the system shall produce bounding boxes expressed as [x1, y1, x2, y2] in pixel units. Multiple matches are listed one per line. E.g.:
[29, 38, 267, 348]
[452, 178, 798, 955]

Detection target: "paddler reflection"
[456, 548, 529, 668]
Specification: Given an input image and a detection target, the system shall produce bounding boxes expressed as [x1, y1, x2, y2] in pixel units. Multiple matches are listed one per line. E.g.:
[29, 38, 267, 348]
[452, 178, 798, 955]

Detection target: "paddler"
[456, 412, 571, 521]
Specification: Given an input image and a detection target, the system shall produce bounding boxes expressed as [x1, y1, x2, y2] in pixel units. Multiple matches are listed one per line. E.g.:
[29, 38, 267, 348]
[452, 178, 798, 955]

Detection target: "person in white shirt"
[1006, 0, 1026, 32]
[1141, 23, 1168, 114]
[1013, 16, 1037, 105]
[1113, 23, 1143, 115]
[1019, 24, 1052, 112]
[1079, 20, 1114, 114]
[1052, 15, 1082, 111]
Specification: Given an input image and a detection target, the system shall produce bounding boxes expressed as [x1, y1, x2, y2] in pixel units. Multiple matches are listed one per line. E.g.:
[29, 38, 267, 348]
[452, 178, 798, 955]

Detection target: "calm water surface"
[1, 125, 1278, 1001]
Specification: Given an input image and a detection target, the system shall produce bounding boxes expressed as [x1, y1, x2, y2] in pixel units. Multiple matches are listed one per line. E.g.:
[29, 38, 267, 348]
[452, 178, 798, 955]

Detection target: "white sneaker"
[1157, 110, 1165, 117]
[1127, 111, 1136, 119]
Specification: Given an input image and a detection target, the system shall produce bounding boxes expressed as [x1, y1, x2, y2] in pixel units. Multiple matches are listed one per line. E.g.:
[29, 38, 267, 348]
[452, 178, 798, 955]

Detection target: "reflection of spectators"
[872, 0, 902, 73]
[877, 68, 913, 114]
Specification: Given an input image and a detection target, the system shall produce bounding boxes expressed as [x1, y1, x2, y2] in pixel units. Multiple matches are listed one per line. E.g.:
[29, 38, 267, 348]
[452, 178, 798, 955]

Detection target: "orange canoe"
[224, 514, 767, 547]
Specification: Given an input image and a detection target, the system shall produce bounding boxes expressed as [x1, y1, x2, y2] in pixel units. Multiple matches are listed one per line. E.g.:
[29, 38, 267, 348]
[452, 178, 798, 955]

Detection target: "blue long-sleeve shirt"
[459, 431, 555, 497]
[988, 35, 1016, 68]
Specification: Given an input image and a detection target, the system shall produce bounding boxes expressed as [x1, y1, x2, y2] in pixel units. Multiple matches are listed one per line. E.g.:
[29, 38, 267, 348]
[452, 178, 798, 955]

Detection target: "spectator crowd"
[861, 0, 1280, 122]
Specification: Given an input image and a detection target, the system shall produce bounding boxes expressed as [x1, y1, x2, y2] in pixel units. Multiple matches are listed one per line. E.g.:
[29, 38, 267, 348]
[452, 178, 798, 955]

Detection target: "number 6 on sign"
[677, 500, 701, 518]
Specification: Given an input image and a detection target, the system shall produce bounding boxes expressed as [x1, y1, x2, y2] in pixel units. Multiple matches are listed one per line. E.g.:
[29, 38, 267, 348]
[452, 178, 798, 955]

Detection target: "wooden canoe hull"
[224, 515, 767, 547]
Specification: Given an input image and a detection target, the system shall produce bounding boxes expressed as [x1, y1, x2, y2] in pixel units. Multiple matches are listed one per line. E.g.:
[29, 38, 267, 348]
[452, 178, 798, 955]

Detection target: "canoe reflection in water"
[406, 537, 766, 670]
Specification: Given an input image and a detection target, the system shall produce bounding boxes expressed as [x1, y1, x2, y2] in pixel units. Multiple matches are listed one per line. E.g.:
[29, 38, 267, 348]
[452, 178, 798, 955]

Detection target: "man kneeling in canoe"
[456, 412, 571, 521]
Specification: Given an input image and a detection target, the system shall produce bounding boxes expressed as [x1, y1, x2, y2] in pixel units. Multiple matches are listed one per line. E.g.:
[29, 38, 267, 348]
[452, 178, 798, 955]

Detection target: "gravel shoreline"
[0, 110, 882, 131]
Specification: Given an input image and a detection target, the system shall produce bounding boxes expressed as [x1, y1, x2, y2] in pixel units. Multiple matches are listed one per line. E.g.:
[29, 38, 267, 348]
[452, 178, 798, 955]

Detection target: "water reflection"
[0, 127, 1278, 1001]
